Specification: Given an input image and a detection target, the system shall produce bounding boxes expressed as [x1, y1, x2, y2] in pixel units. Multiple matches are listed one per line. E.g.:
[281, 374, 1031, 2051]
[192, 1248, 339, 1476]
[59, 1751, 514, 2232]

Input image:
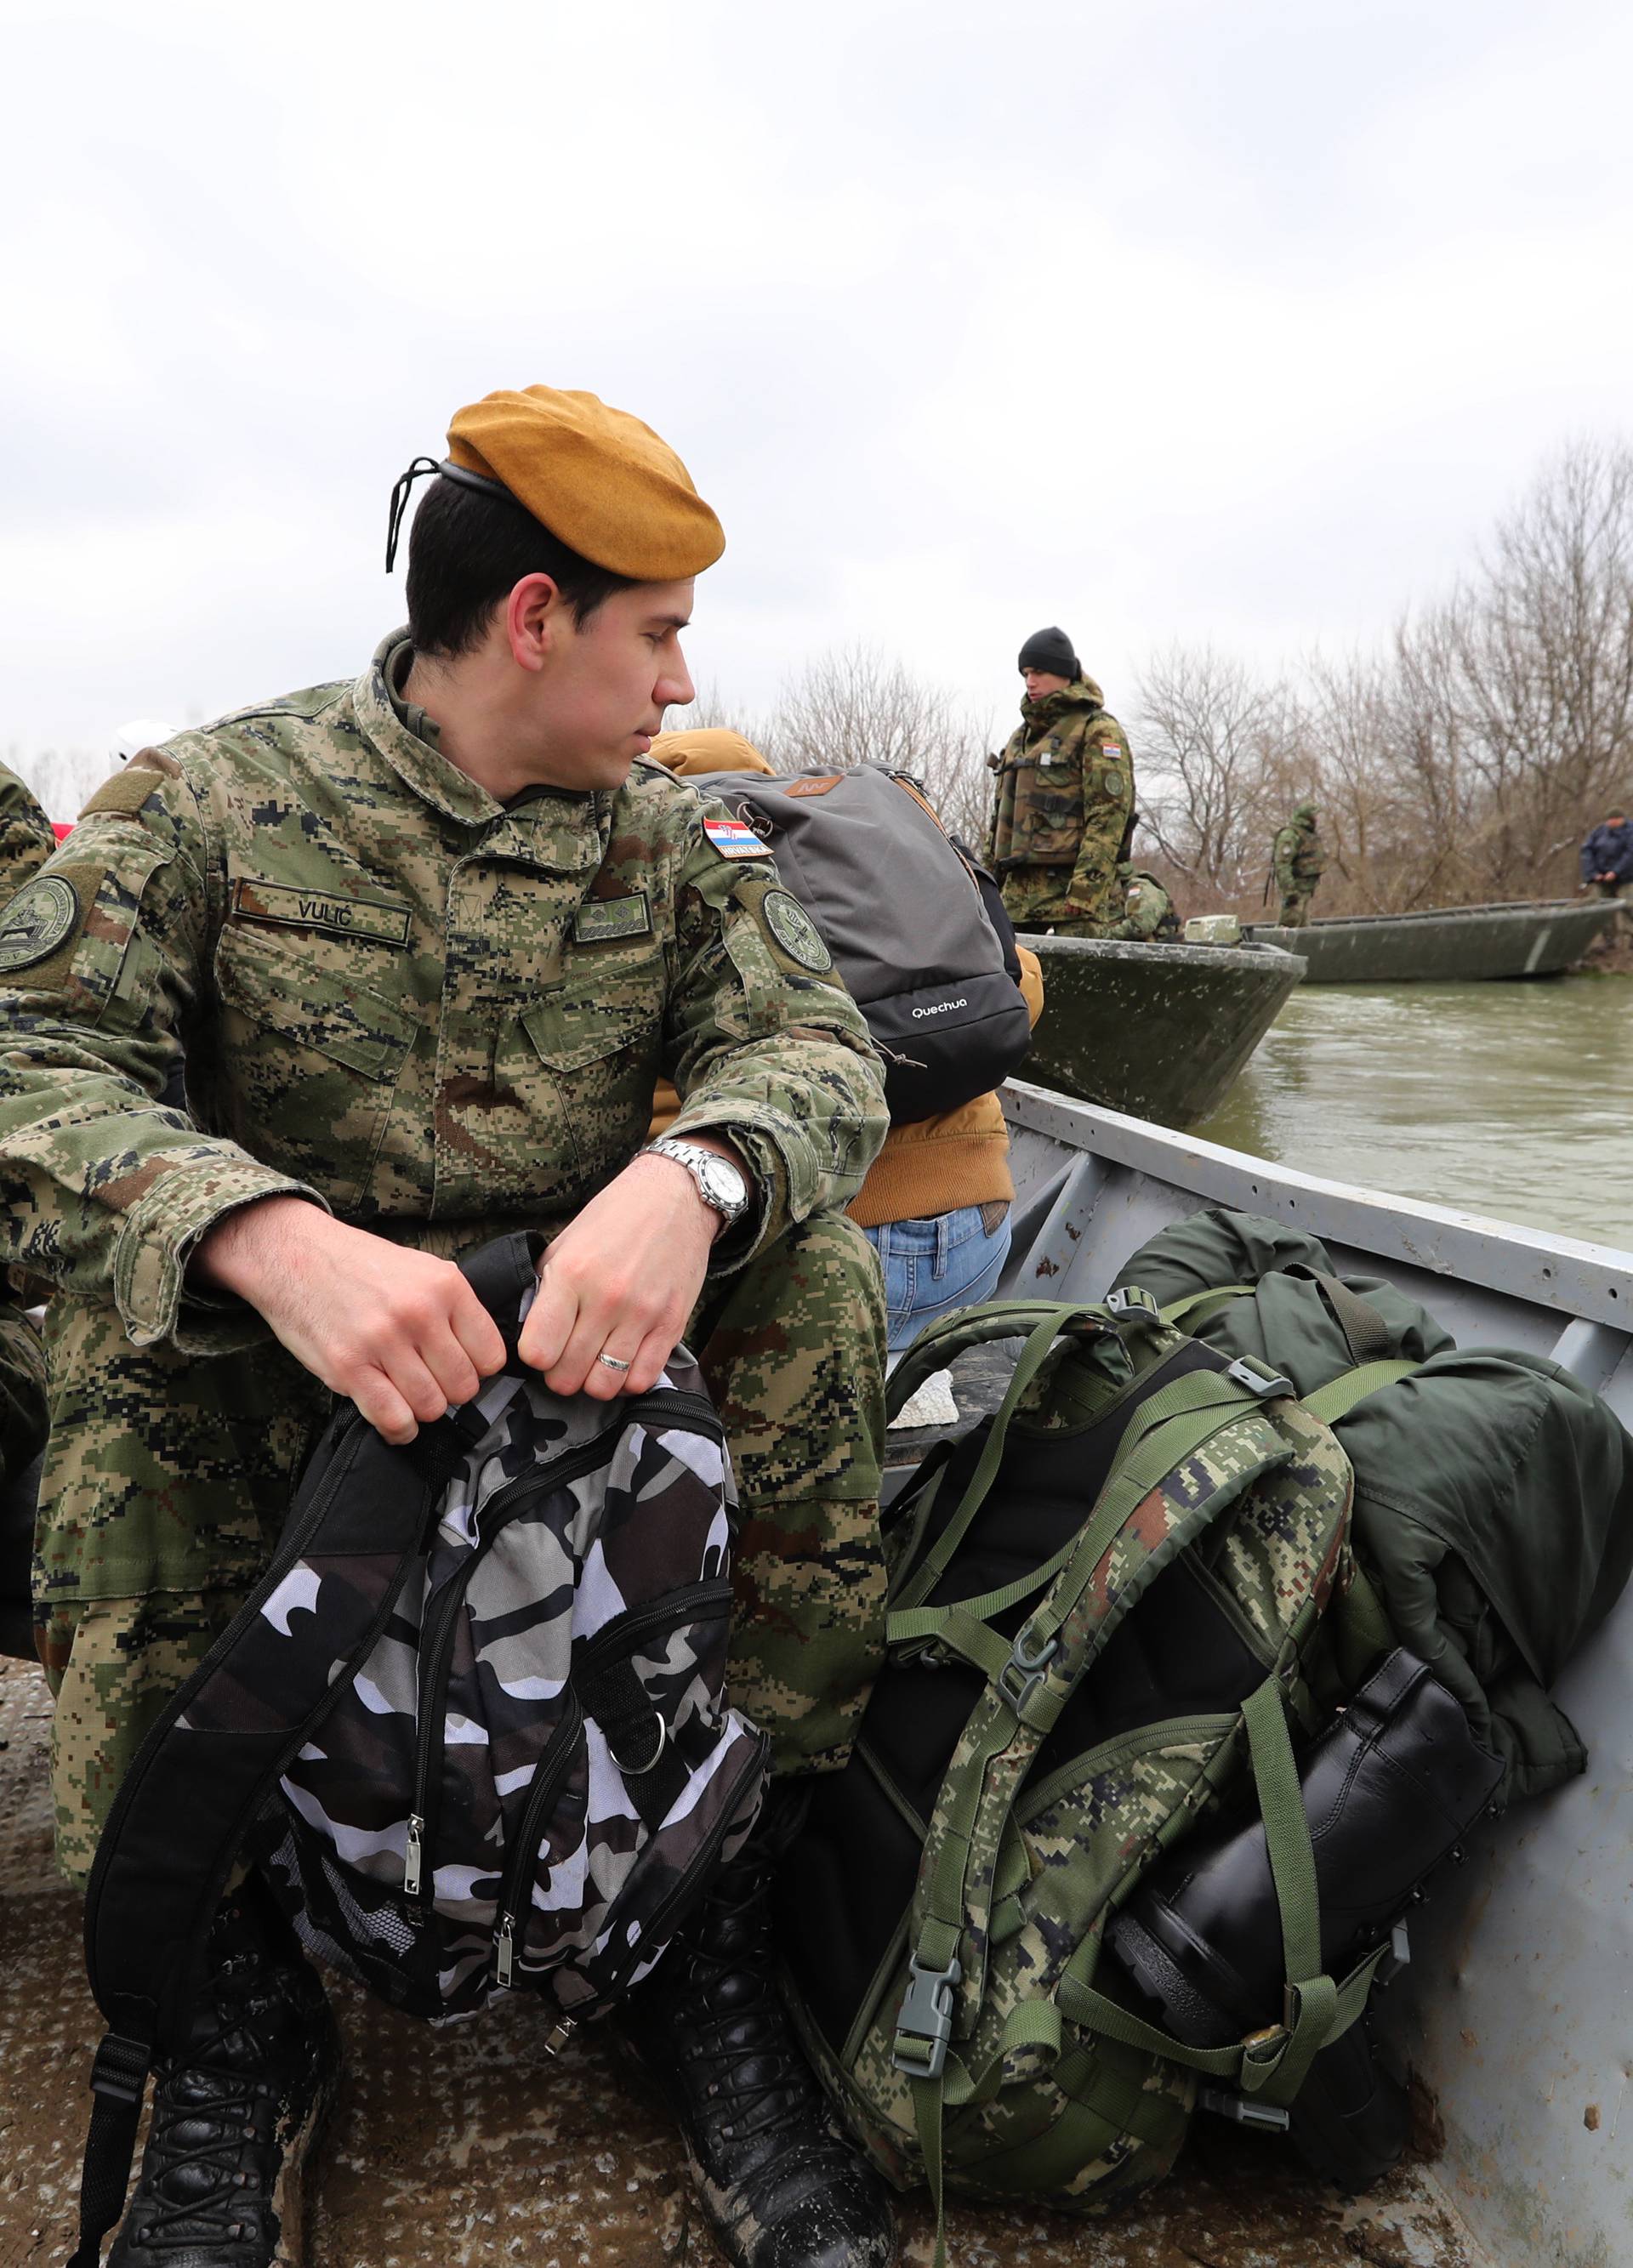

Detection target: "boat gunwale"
[1001, 1079, 1633, 1332]
[1246, 896, 1619, 935]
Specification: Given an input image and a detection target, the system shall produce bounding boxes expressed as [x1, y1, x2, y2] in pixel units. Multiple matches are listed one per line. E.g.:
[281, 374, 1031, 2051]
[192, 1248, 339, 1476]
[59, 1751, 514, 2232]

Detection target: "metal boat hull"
[1247, 895, 1621, 981]
[1021, 935, 1305, 1124]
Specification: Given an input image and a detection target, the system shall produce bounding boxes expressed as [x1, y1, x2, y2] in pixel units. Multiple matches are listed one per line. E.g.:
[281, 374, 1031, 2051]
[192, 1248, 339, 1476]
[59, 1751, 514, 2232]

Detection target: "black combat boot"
[1107, 1649, 1503, 2191]
[108, 1882, 339, 2265]
[620, 1809, 897, 2268]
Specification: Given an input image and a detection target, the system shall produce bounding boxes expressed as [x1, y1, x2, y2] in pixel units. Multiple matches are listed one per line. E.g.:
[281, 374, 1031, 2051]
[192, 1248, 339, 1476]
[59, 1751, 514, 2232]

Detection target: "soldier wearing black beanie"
[1016, 625, 1079, 681]
[985, 628, 1135, 934]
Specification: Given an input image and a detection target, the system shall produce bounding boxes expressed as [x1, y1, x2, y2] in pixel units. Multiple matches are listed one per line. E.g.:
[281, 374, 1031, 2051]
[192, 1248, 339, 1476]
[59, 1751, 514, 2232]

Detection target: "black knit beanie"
[1018, 625, 1078, 679]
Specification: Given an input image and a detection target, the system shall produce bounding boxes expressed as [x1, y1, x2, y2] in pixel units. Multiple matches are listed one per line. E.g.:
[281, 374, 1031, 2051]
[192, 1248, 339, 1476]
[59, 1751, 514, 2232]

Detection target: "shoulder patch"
[703, 814, 771, 861]
[761, 888, 832, 973]
[0, 873, 82, 973]
[79, 764, 168, 821]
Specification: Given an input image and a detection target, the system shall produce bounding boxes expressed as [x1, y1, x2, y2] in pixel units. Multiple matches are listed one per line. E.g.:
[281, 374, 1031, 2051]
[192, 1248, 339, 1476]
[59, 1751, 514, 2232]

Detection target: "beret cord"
[384, 457, 442, 573]
[385, 457, 538, 571]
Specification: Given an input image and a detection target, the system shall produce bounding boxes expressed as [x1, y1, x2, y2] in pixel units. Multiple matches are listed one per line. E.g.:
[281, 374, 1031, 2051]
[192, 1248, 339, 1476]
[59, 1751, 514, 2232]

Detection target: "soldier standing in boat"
[985, 625, 1135, 935]
[1272, 801, 1328, 927]
[1579, 807, 1633, 900]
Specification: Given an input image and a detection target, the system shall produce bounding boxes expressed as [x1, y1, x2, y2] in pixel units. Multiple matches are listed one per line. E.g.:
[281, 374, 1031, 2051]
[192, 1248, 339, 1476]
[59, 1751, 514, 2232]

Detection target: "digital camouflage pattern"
[239, 1338, 765, 2022]
[0, 633, 890, 1882]
[1272, 807, 1327, 928]
[0, 760, 57, 913]
[0, 762, 56, 1495]
[1089, 862, 1179, 944]
[985, 677, 1135, 934]
[784, 1305, 1356, 2217]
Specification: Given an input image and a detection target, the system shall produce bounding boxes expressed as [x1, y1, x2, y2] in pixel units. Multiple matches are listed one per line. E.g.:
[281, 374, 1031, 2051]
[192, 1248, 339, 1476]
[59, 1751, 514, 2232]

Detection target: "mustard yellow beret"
[444, 386, 724, 582]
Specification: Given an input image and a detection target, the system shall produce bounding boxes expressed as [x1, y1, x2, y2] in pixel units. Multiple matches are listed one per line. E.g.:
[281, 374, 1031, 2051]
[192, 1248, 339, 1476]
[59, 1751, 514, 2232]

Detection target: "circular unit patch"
[761, 889, 831, 974]
[0, 874, 80, 974]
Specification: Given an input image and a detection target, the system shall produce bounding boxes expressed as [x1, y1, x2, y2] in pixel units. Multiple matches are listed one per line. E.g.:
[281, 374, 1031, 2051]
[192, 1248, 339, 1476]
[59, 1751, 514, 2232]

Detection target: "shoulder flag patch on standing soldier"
[703, 814, 769, 861]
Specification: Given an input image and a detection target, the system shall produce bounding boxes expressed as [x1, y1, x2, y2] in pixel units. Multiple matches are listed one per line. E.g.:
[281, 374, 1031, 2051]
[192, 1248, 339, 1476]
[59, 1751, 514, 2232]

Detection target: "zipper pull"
[494, 1912, 515, 1988]
[404, 1813, 425, 1901]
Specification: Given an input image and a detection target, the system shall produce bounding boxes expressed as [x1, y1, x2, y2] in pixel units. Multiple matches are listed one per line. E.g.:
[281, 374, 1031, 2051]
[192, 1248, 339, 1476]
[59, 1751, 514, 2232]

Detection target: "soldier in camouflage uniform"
[1272, 802, 1328, 927]
[0, 388, 895, 2268]
[0, 759, 59, 906]
[0, 762, 54, 1651]
[1078, 815, 1181, 942]
[986, 625, 1135, 935]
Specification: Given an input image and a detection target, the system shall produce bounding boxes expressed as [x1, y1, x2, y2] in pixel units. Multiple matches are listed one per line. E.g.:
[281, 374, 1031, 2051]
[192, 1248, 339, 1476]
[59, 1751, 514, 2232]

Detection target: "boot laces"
[133, 1957, 305, 2248]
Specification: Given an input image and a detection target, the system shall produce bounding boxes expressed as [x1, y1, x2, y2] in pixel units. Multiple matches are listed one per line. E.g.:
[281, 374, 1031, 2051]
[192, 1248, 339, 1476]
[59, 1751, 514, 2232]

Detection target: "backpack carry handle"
[457, 1231, 546, 1369]
[885, 1299, 1113, 1426]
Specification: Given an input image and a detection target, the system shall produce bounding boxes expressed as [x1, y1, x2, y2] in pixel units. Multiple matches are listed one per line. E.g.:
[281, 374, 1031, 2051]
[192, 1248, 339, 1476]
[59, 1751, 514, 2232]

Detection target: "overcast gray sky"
[3, 0, 1630, 792]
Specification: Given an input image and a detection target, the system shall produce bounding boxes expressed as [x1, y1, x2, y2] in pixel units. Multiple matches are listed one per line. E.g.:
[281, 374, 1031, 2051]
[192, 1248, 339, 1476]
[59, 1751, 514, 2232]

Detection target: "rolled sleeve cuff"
[111, 1154, 332, 1352]
[666, 1100, 867, 1275]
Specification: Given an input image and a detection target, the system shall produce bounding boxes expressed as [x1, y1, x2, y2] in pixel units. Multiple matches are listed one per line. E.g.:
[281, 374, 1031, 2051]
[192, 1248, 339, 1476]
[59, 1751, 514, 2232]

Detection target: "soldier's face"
[1023, 669, 1069, 699]
[533, 578, 697, 789]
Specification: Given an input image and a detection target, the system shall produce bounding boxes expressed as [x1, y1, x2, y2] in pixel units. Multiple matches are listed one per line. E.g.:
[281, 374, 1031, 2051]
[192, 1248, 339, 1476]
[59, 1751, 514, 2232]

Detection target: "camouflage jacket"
[1273, 819, 1327, 894]
[985, 676, 1135, 912]
[0, 761, 57, 911]
[0, 634, 888, 1356]
[1101, 862, 1178, 942]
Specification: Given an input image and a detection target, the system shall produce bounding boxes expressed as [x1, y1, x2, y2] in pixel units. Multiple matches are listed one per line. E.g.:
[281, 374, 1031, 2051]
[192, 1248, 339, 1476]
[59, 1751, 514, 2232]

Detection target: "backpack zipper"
[491, 1690, 586, 1987]
[404, 1397, 726, 1907]
[598, 1725, 771, 2000]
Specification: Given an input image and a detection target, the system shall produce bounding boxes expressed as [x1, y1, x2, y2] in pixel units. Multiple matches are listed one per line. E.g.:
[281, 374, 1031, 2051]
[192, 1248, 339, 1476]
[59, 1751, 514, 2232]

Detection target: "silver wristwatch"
[645, 1137, 751, 1231]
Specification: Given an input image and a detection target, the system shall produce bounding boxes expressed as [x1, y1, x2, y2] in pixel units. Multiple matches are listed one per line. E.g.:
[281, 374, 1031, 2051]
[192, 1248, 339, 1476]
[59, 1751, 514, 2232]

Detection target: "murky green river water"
[1194, 976, 1633, 1248]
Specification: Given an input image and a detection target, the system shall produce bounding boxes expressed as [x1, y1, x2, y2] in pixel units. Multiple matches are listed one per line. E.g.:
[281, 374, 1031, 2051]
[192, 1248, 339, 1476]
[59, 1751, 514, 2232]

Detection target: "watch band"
[645, 1137, 751, 1228]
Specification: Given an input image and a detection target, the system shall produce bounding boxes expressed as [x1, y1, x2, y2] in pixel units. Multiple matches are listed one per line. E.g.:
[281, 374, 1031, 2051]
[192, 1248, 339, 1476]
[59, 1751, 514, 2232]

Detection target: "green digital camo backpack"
[778, 1292, 1406, 2248]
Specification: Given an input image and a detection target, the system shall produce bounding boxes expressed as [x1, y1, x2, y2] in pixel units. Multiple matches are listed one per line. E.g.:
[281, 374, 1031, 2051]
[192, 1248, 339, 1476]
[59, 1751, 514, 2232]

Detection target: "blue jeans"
[861, 1203, 1012, 1355]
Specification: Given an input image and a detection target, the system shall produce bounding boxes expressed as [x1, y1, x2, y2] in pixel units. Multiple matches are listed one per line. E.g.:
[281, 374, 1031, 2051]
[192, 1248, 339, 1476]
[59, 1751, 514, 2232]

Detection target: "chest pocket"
[519, 985, 664, 1192]
[1012, 743, 1084, 865]
[213, 918, 418, 1213]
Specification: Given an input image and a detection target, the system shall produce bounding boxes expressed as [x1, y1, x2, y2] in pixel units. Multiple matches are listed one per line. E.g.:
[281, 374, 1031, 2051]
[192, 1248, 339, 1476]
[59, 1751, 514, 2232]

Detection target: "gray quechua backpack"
[70, 1233, 768, 2262]
[701, 765, 1033, 1121]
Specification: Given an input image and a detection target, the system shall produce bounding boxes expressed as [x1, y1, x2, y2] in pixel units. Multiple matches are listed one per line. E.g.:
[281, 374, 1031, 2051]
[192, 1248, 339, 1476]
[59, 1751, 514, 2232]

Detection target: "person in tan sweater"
[648, 729, 1044, 1351]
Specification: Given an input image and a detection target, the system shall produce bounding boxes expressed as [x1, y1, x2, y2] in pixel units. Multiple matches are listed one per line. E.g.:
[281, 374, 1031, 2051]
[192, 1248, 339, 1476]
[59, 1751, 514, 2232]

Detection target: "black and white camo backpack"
[71, 1233, 768, 2256]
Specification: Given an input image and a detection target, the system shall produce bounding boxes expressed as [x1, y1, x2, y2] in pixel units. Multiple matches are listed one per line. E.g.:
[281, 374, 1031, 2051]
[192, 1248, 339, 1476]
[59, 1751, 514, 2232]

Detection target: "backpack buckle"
[997, 1630, 1059, 1720]
[1106, 1286, 1159, 1325]
[891, 1953, 961, 2079]
[1198, 2085, 1291, 2132]
[1226, 1356, 1294, 1401]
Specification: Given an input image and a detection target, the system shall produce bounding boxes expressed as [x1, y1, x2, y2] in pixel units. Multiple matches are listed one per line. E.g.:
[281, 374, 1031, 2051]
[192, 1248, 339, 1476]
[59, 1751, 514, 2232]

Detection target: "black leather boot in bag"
[107, 1879, 339, 2265]
[1107, 1648, 1504, 2190]
[620, 1805, 896, 2268]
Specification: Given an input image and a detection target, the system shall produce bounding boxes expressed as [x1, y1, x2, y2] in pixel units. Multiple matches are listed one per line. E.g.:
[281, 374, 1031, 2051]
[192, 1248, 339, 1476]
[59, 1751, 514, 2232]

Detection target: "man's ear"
[505, 573, 566, 674]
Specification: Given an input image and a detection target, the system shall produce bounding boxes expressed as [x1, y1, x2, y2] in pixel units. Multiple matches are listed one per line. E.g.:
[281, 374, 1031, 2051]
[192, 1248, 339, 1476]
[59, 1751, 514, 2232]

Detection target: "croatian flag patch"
[703, 816, 769, 861]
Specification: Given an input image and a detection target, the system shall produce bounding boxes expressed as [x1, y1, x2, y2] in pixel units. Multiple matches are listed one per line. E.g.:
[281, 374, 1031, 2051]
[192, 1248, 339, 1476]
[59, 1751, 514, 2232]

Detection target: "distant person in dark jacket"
[1580, 810, 1633, 898]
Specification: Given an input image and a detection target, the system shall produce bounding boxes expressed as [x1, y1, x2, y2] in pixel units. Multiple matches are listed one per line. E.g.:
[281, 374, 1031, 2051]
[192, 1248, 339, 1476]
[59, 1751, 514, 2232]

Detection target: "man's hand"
[520, 1144, 737, 1401]
[193, 1198, 508, 1445]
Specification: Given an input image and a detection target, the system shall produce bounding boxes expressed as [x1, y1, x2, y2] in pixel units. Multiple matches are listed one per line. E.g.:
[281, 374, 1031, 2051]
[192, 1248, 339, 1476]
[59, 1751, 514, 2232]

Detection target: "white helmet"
[111, 718, 177, 765]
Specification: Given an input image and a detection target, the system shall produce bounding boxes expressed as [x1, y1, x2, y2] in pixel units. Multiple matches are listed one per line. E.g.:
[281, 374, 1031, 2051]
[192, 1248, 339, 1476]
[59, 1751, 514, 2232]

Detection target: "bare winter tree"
[1134, 645, 1307, 902]
[757, 643, 996, 844]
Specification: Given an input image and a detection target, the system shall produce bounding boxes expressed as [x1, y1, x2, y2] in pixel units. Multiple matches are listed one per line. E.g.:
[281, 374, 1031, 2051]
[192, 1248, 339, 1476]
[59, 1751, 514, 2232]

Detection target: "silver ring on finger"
[595, 1351, 633, 1374]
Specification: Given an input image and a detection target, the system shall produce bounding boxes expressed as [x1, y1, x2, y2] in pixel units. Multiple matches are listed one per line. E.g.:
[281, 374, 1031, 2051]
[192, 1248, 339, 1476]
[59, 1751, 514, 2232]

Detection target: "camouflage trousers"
[999, 862, 1117, 935]
[1276, 891, 1313, 928]
[35, 1214, 888, 1887]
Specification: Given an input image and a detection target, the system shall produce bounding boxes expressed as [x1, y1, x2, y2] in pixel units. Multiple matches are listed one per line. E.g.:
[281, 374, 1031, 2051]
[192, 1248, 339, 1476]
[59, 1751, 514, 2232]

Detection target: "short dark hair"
[406, 475, 637, 658]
